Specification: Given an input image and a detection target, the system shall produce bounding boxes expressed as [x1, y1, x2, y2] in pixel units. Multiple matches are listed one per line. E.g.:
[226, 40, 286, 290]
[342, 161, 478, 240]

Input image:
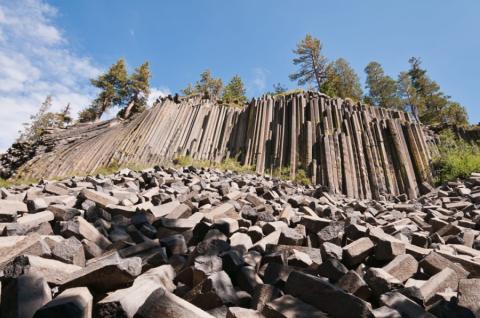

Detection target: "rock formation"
[1, 92, 436, 199]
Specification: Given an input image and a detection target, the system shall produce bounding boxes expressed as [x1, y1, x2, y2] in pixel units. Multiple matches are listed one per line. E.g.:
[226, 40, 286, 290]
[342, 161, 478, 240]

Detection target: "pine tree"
[364, 61, 402, 109]
[289, 34, 328, 90]
[90, 59, 128, 120]
[120, 61, 151, 119]
[78, 106, 98, 123]
[223, 75, 247, 105]
[182, 83, 195, 96]
[397, 71, 420, 117]
[19, 96, 70, 142]
[58, 104, 72, 127]
[321, 58, 363, 101]
[441, 102, 468, 127]
[404, 57, 468, 126]
[195, 70, 223, 99]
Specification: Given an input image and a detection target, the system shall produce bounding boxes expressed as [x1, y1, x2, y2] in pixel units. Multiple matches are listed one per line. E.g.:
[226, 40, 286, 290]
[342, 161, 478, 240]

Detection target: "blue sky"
[0, 0, 479, 150]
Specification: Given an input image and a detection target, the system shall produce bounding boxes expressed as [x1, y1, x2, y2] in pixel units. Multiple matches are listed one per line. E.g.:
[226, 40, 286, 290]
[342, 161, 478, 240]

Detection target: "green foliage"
[265, 84, 293, 96]
[173, 156, 211, 168]
[432, 130, 480, 184]
[222, 75, 247, 105]
[321, 58, 363, 101]
[18, 96, 72, 142]
[272, 88, 305, 97]
[440, 102, 469, 127]
[364, 61, 402, 109]
[270, 166, 311, 185]
[216, 157, 255, 174]
[173, 156, 255, 174]
[295, 169, 312, 186]
[271, 166, 291, 181]
[119, 61, 151, 119]
[90, 58, 128, 120]
[0, 178, 12, 188]
[92, 160, 122, 176]
[82, 59, 151, 121]
[289, 34, 328, 90]
[181, 83, 195, 96]
[400, 57, 469, 126]
[90, 160, 152, 176]
[0, 177, 40, 188]
[58, 104, 72, 125]
[78, 106, 98, 123]
[182, 70, 224, 99]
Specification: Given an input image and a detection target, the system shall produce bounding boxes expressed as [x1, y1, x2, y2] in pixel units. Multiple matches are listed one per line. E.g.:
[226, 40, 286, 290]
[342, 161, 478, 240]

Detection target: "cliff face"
[4, 92, 435, 199]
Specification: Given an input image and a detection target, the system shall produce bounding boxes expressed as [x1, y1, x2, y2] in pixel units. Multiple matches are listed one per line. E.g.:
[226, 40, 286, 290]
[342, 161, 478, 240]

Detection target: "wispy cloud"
[0, 0, 101, 152]
[247, 67, 269, 97]
[148, 87, 171, 106]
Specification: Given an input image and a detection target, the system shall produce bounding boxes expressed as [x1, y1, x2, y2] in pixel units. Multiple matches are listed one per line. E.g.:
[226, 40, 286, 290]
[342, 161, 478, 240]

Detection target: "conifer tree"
[181, 83, 195, 96]
[223, 75, 247, 104]
[90, 59, 128, 120]
[19, 96, 71, 142]
[195, 70, 223, 99]
[78, 105, 98, 123]
[182, 70, 223, 99]
[321, 58, 362, 101]
[403, 57, 468, 126]
[289, 34, 328, 90]
[58, 104, 72, 126]
[364, 61, 402, 109]
[120, 61, 151, 119]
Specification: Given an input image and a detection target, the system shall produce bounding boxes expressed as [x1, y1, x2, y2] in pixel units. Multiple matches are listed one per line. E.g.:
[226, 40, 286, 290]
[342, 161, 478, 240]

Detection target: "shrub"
[432, 130, 480, 184]
[295, 168, 312, 186]
[269, 166, 312, 185]
[0, 177, 40, 188]
[216, 157, 255, 174]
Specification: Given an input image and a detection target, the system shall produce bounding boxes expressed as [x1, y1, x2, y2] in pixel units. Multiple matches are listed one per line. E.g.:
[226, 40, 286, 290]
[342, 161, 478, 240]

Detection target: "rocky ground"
[1, 166, 480, 317]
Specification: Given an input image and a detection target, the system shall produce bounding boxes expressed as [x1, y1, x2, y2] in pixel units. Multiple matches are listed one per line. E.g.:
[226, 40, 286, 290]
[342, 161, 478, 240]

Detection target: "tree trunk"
[123, 98, 136, 119]
[310, 52, 322, 91]
[96, 99, 109, 122]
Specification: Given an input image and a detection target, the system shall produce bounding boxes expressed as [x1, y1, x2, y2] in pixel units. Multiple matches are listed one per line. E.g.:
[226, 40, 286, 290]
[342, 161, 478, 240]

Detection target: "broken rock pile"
[1, 167, 480, 317]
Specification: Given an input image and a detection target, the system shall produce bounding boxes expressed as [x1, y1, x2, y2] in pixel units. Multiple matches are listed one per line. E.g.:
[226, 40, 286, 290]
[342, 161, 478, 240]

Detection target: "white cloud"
[0, 0, 101, 152]
[247, 67, 269, 96]
[148, 87, 171, 106]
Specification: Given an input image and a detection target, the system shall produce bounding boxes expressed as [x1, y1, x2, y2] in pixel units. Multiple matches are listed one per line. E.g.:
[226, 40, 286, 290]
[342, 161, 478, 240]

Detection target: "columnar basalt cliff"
[2, 92, 435, 199]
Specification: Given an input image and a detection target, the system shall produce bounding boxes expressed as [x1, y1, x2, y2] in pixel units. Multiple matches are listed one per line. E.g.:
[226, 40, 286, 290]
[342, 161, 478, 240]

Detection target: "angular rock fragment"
[135, 288, 215, 318]
[1, 272, 52, 318]
[34, 287, 92, 318]
[81, 189, 120, 208]
[184, 271, 239, 310]
[52, 236, 86, 266]
[457, 278, 480, 317]
[342, 237, 374, 267]
[97, 265, 175, 317]
[382, 254, 418, 283]
[336, 270, 371, 300]
[285, 271, 373, 318]
[379, 291, 435, 318]
[60, 255, 142, 293]
[262, 294, 328, 318]
[403, 267, 459, 305]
